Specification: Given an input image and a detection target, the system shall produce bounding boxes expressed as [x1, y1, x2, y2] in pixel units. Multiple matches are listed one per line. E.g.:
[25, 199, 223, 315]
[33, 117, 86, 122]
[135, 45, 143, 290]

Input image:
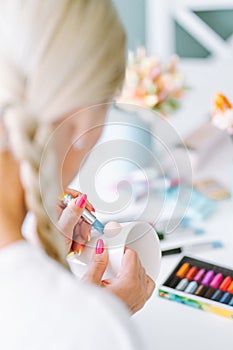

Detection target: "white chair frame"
[146, 0, 233, 59]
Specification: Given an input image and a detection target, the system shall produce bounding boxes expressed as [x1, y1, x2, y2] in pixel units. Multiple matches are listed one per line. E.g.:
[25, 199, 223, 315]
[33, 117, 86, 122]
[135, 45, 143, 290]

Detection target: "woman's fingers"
[73, 220, 91, 244]
[146, 275, 156, 299]
[82, 239, 108, 285]
[57, 190, 94, 255]
[136, 255, 155, 300]
[137, 258, 155, 300]
[107, 248, 156, 314]
[119, 248, 139, 276]
[71, 221, 91, 254]
[58, 194, 87, 252]
[57, 189, 95, 219]
[71, 241, 85, 256]
[65, 188, 95, 212]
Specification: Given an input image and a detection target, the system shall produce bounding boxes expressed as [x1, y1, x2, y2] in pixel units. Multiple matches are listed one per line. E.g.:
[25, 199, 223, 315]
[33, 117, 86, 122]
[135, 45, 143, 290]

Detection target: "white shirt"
[0, 240, 143, 350]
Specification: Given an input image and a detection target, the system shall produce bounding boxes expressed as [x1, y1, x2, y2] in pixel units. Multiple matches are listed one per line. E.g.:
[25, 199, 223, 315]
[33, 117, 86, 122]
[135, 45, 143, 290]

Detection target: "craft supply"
[227, 281, 233, 293]
[193, 268, 206, 283]
[194, 285, 207, 297]
[104, 221, 122, 237]
[184, 281, 198, 294]
[203, 287, 215, 299]
[162, 240, 223, 256]
[166, 185, 216, 221]
[201, 270, 215, 286]
[186, 266, 198, 281]
[220, 292, 232, 304]
[168, 276, 181, 288]
[59, 192, 104, 233]
[176, 279, 189, 291]
[69, 221, 161, 281]
[176, 263, 190, 278]
[134, 176, 179, 201]
[209, 273, 223, 289]
[211, 290, 223, 302]
[194, 179, 230, 200]
[159, 256, 233, 320]
[219, 276, 232, 291]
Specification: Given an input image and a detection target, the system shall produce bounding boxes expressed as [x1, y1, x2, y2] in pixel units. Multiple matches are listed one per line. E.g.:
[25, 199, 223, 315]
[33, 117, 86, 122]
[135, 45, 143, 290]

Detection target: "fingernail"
[58, 192, 67, 201]
[75, 194, 87, 208]
[87, 234, 91, 242]
[96, 239, 104, 255]
[67, 251, 74, 258]
[77, 244, 85, 256]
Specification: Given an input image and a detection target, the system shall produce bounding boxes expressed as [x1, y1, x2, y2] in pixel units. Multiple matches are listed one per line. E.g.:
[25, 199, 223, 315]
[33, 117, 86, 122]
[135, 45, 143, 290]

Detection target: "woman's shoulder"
[0, 240, 142, 350]
[0, 239, 115, 304]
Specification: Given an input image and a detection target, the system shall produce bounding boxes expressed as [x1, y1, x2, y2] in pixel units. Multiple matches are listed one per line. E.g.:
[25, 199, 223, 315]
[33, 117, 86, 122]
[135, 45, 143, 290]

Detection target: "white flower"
[144, 95, 159, 108]
[126, 70, 139, 88]
[212, 109, 233, 133]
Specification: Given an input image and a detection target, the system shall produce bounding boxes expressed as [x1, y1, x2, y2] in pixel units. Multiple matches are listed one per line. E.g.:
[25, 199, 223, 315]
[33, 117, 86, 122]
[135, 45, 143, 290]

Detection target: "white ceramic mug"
[68, 221, 161, 281]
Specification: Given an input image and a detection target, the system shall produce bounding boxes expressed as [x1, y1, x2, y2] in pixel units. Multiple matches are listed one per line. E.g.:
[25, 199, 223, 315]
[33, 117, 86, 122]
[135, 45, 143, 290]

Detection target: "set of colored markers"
[159, 256, 233, 319]
[172, 262, 233, 305]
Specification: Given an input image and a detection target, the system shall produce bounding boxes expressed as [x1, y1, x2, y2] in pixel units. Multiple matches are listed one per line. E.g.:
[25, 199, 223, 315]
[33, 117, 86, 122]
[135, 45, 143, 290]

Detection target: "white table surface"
[130, 59, 233, 349]
[74, 57, 233, 348]
[133, 199, 233, 350]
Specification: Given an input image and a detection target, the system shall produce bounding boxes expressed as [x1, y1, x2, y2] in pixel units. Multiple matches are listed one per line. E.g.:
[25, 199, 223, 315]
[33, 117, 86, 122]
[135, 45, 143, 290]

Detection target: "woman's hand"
[57, 189, 94, 254]
[82, 239, 155, 314]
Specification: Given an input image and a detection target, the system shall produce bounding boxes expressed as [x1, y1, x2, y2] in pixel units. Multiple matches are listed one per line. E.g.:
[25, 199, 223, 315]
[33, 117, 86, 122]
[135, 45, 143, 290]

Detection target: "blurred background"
[76, 0, 233, 233]
[113, 0, 233, 136]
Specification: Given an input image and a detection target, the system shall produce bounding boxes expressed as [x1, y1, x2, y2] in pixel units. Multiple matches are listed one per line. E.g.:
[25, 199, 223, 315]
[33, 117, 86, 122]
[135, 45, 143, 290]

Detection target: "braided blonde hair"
[0, 0, 126, 267]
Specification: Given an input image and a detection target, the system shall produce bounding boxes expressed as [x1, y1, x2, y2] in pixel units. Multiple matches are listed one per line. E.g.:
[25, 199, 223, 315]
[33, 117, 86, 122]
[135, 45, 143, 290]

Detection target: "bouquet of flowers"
[117, 47, 186, 115]
[212, 93, 233, 135]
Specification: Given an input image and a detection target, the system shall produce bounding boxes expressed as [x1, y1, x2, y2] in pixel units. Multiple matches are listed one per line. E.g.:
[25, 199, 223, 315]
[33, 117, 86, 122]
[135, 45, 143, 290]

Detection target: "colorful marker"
[219, 276, 232, 291]
[209, 273, 223, 289]
[193, 268, 206, 283]
[162, 256, 233, 318]
[176, 263, 190, 278]
[60, 193, 104, 233]
[203, 287, 216, 299]
[201, 270, 215, 286]
[176, 278, 189, 291]
[211, 289, 223, 302]
[168, 276, 181, 288]
[162, 241, 222, 256]
[194, 284, 207, 297]
[186, 266, 199, 281]
[219, 292, 232, 304]
[194, 270, 215, 297]
[229, 296, 233, 307]
[184, 281, 198, 294]
[227, 280, 233, 293]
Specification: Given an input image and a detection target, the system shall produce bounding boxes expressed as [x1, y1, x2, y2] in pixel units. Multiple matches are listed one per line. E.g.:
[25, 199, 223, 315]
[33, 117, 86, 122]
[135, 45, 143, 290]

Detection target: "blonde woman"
[0, 1, 155, 349]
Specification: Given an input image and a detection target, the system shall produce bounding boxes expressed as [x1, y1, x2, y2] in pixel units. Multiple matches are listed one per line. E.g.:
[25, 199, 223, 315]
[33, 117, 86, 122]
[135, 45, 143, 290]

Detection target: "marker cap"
[184, 281, 198, 294]
[201, 270, 215, 286]
[176, 263, 190, 278]
[193, 268, 206, 283]
[219, 276, 232, 291]
[176, 278, 189, 291]
[209, 273, 223, 289]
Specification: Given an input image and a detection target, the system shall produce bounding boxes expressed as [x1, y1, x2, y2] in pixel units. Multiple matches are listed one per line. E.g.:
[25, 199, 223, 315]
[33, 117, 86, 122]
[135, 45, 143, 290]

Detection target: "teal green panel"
[112, 4, 233, 58]
[113, 0, 145, 51]
[175, 21, 210, 58]
[195, 10, 233, 40]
